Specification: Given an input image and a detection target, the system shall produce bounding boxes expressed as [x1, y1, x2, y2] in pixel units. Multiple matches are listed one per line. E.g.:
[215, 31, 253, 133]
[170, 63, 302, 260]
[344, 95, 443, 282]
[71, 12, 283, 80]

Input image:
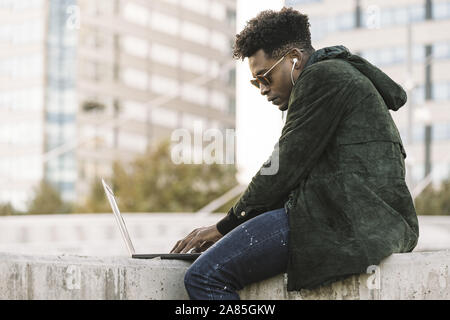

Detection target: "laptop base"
[132, 253, 201, 261]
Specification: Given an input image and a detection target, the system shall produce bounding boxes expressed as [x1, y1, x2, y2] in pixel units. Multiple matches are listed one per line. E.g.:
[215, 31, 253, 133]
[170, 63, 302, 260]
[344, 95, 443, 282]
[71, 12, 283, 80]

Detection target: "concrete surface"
[1, 250, 449, 300]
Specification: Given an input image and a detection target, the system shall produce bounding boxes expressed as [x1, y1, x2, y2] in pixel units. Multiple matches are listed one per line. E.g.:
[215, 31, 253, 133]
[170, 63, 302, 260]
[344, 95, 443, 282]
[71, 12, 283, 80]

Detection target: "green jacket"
[216, 46, 419, 290]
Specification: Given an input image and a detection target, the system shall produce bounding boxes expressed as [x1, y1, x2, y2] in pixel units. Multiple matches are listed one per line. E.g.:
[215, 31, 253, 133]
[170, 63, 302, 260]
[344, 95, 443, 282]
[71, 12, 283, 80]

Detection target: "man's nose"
[260, 83, 270, 95]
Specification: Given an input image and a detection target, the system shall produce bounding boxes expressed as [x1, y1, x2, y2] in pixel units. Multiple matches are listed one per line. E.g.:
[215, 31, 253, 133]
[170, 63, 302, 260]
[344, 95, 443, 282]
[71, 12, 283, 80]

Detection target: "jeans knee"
[184, 265, 203, 290]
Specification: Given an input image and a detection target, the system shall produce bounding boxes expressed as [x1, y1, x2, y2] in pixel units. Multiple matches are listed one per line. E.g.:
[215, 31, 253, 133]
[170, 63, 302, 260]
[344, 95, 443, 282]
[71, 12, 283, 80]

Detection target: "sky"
[235, 0, 285, 184]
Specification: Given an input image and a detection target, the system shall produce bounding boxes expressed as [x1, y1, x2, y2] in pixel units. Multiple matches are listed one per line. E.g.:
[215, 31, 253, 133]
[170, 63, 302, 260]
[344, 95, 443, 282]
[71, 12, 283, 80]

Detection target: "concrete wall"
[1, 251, 449, 300]
[0, 214, 448, 256]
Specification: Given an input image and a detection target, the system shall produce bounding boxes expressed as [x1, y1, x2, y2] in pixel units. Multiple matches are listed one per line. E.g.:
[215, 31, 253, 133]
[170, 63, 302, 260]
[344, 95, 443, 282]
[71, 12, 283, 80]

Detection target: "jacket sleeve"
[216, 61, 358, 235]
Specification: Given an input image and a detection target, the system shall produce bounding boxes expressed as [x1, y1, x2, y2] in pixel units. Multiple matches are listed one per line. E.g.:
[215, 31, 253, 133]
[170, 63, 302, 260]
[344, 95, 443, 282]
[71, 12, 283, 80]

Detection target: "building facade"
[74, 0, 237, 202]
[0, 0, 47, 210]
[287, 0, 450, 192]
[0, 0, 237, 210]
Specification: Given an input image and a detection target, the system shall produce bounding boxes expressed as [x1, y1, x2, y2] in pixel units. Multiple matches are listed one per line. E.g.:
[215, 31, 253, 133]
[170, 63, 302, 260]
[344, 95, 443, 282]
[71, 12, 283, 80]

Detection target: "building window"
[210, 90, 227, 112]
[210, 1, 225, 21]
[181, 52, 208, 74]
[122, 2, 149, 26]
[210, 31, 228, 52]
[151, 43, 179, 67]
[181, 0, 209, 15]
[122, 100, 146, 122]
[434, 1, 450, 20]
[122, 68, 148, 91]
[150, 74, 179, 96]
[181, 21, 209, 45]
[181, 83, 208, 106]
[151, 11, 179, 36]
[151, 106, 178, 128]
[122, 35, 149, 58]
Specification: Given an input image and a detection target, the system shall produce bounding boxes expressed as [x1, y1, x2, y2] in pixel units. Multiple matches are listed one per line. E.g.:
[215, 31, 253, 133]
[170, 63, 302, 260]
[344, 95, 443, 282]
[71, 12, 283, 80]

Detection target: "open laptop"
[102, 178, 201, 261]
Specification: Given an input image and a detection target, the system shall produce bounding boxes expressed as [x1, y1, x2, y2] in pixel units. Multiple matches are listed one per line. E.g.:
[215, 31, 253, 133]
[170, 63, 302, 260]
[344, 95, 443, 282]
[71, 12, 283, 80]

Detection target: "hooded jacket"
[216, 46, 419, 290]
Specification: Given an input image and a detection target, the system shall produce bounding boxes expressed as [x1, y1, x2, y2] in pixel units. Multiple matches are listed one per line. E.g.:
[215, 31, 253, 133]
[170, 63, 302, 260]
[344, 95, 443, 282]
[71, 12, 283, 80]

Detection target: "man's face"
[248, 49, 295, 111]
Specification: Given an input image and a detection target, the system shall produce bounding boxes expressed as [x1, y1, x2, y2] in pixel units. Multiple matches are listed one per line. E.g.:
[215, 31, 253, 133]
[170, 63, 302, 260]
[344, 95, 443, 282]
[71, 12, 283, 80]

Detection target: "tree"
[414, 178, 450, 215]
[79, 140, 239, 213]
[0, 202, 16, 216]
[27, 180, 73, 215]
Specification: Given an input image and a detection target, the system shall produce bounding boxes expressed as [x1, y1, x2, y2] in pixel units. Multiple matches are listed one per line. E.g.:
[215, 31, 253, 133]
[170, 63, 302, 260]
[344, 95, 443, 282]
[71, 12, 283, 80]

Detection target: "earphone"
[291, 57, 299, 86]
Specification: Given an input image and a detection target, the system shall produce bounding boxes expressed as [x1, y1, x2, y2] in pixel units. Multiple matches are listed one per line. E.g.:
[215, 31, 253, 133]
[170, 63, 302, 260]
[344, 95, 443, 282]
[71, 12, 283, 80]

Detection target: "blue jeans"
[184, 208, 289, 300]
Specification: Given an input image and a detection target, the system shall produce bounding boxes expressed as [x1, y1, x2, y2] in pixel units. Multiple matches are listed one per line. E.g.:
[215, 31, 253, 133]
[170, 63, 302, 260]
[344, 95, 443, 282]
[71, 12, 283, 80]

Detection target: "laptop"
[102, 178, 201, 261]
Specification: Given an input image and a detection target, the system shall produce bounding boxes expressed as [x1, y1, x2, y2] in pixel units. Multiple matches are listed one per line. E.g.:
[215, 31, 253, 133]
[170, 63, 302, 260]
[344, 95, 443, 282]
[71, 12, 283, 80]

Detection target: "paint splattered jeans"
[184, 207, 289, 300]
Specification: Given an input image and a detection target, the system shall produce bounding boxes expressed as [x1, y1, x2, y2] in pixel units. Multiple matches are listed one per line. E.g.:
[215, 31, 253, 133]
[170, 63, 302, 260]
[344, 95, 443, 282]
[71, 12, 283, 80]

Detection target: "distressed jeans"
[184, 207, 289, 300]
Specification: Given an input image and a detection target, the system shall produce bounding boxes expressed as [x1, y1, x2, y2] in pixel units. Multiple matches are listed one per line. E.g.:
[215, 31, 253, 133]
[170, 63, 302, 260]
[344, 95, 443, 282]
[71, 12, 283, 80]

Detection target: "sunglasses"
[250, 49, 303, 89]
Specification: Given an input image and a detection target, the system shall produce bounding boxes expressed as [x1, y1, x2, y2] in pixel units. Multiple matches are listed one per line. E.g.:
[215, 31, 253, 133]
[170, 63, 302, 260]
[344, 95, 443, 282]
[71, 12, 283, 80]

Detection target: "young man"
[171, 7, 419, 300]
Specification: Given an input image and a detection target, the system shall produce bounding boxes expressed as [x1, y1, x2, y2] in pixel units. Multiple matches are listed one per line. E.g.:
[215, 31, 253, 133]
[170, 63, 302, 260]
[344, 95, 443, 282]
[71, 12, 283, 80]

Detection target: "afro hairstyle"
[233, 7, 312, 61]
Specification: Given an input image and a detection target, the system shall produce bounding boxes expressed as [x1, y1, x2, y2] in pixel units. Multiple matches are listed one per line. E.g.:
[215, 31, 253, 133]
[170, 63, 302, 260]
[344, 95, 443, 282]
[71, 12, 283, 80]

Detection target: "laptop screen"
[102, 179, 136, 256]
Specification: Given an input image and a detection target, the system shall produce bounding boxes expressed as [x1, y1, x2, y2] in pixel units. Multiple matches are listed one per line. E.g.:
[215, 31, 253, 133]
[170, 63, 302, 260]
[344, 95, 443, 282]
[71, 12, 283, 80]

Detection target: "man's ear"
[290, 48, 304, 69]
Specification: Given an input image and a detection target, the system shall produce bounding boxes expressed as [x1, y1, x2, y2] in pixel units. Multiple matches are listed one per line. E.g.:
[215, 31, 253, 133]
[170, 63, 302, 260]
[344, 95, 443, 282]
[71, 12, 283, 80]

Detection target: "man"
[171, 7, 419, 300]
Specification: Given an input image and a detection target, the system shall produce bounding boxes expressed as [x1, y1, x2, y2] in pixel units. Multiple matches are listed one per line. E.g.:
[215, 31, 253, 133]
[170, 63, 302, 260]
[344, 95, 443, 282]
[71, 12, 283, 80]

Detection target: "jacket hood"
[304, 45, 407, 111]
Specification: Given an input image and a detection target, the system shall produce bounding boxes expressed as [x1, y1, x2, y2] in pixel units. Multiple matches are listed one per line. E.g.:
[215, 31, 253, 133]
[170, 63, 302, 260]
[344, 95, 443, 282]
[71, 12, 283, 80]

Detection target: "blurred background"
[0, 0, 449, 256]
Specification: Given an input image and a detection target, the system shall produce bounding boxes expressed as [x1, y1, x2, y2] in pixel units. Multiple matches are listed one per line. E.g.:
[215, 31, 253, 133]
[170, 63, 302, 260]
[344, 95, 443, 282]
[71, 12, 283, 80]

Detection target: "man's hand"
[170, 225, 223, 254]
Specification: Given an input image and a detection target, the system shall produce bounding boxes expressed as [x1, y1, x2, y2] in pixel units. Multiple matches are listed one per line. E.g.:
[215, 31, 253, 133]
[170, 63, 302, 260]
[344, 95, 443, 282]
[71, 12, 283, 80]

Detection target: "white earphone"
[291, 58, 299, 86]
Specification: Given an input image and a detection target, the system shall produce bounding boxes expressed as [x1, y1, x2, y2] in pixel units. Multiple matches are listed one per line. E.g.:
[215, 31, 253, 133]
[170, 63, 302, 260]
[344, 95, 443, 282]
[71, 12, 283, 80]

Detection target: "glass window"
[412, 85, 425, 104]
[122, 2, 149, 26]
[118, 132, 147, 152]
[393, 7, 408, 25]
[433, 123, 450, 141]
[409, 4, 425, 22]
[413, 45, 425, 62]
[121, 100, 146, 122]
[393, 47, 406, 63]
[337, 12, 354, 30]
[151, 43, 179, 67]
[181, 83, 208, 106]
[434, 82, 450, 101]
[210, 1, 225, 21]
[122, 68, 148, 91]
[150, 74, 179, 95]
[210, 90, 227, 111]
[122, 36, 149, 58]
[181, 52, 208, 74]
[380, 8, 394, 27]
[210, 31, 228, 51]
[151, 11, 179, 35]
[181, 21, 209, 45]
[379, 48, 394, 65]
[434, 1, 450, 20]
[181, 0, 209, 15]
[434, 42, 450, 59]
[151, 106, 178, 128]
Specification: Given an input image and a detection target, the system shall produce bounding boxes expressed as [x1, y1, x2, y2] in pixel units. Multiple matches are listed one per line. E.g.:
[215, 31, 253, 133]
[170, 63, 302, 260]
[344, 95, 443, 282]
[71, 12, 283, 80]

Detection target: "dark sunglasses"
[250, 53, 288, 89]
[250, 49, 303, 89]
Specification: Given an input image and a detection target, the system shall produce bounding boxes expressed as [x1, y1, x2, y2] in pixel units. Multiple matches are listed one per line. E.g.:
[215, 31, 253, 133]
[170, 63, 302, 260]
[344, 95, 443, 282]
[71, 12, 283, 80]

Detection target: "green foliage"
[27, 181, 73, 215]
[79, 140, 239, 213]
[0, 202, 16, 216]
[414, 178, 450, 215]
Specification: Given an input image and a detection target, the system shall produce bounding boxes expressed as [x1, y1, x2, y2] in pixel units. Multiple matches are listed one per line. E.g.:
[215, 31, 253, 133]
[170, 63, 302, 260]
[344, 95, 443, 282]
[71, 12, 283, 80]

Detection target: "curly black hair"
[233, 7, 313, 61]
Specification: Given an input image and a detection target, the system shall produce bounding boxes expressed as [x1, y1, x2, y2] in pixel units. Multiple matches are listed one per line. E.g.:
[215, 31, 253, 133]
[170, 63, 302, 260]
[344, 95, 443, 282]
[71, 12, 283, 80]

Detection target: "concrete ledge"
[1, 251, 449, 300]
